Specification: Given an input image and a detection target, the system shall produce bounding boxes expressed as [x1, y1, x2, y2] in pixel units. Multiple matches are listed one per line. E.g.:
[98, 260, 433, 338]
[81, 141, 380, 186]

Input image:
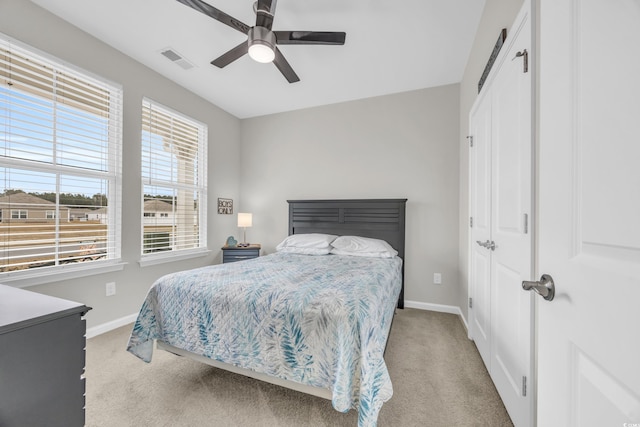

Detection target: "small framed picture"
[218, 198, 233, 214]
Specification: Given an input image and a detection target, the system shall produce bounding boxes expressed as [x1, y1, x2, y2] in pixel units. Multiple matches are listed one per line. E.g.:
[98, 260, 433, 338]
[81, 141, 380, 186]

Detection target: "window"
[141, 99, 207, 258]
[11, 210, 27, 219]
[0, 36, 123, 276]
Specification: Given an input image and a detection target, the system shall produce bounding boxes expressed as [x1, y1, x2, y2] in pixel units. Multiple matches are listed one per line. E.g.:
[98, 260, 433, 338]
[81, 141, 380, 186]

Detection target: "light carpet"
[85, 308, 513, 426]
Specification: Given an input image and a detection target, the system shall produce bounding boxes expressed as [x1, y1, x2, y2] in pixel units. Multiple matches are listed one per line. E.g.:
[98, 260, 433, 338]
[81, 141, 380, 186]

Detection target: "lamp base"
[238, 228, 250, 247]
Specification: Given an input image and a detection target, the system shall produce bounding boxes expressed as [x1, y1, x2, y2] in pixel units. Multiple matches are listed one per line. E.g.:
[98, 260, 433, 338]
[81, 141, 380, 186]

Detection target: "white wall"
[458, 0, 524, 320]
[240, 85, 460, 307]
[1, 0, 242, 329]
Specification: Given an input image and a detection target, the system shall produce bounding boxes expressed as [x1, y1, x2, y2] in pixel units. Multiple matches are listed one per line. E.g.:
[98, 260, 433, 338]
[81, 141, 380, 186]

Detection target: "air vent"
[160, 48, 195, 70]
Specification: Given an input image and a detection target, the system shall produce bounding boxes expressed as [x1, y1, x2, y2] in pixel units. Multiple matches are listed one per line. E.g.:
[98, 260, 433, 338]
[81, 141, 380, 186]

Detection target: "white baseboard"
[86, 313, 137, 339]
[404, 300, 469, 332]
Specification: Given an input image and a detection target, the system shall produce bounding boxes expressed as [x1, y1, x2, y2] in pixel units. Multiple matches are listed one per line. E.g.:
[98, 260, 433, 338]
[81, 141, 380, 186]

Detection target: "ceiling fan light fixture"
[248, 26, 276, 63]
[248, 42, 275, 63]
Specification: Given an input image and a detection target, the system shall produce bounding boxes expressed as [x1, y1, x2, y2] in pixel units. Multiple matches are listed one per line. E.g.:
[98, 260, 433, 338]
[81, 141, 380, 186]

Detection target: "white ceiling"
[31, 0, 485, 119]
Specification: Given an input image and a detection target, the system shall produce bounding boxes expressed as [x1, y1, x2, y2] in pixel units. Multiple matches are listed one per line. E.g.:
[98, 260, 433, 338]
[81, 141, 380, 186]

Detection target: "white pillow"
[330, 235, 398, 258]
[330, 248, 396, 258]
[276, 233, 337, 250]
[278, 246, 331, 255]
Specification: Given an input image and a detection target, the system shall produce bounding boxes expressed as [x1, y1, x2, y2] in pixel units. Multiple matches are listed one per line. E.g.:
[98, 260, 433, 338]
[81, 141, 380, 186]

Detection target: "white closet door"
[469, 93, 493, 370]
[468, 3, 533, 426]
[488, 8, 533, 426]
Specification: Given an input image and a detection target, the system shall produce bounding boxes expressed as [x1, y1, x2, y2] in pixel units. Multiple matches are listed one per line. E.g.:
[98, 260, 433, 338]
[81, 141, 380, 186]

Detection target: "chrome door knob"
[522, 274, 555, 301]
[476, 240, 496, 250]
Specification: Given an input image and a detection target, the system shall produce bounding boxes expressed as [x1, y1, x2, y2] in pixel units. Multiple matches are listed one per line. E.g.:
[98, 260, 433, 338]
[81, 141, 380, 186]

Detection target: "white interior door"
[469, 3, 534, 426]
[537, 0, 640, 425]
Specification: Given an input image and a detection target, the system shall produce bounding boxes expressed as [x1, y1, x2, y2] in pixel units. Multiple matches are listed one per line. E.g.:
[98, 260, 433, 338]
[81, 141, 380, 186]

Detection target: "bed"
[127, 199, 407, 426]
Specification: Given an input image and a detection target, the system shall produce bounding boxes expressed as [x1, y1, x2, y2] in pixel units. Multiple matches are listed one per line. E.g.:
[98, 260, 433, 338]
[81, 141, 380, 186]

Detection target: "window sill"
[138, 249, 211, 268]
[0, 260, 127, 288]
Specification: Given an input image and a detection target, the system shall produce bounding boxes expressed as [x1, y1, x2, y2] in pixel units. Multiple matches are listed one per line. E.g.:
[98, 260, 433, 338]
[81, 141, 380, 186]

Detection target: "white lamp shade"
[237, 213, 253, 228]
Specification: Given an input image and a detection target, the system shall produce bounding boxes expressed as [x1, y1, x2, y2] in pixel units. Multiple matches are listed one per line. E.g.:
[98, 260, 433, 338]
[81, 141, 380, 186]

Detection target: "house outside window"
[0, 35, 123, 276]
[141, 99, 207, 258]
[11, 210, 27, 219]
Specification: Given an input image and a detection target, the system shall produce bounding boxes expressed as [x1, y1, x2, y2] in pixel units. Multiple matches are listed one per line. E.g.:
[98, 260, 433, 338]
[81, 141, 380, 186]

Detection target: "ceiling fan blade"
[176, 0, 250, 34]
[211, 42, 248, 68]
[255, 0, 277, 29]
[273, 48, 300, 83]
[274, 31, 346, 45]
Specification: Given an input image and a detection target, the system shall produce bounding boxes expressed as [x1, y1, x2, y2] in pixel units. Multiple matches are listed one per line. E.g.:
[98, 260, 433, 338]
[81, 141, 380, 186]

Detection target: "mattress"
[127, 252, 402, 426]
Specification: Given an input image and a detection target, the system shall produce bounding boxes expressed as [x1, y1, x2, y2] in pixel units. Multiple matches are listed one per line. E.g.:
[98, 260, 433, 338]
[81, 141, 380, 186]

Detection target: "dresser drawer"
[221, 245, 260, 263]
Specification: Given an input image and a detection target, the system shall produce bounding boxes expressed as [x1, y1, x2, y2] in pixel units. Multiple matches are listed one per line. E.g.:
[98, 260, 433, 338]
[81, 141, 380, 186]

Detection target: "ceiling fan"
[176, 0, 346, 83]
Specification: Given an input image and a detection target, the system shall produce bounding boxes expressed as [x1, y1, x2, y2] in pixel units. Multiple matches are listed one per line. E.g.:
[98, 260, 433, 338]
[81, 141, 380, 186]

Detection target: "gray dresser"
[0, 284, 91, 427]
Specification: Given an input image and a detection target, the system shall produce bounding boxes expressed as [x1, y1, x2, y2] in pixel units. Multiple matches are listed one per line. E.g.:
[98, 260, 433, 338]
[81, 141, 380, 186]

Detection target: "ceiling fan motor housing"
[248, 26, 276, 63]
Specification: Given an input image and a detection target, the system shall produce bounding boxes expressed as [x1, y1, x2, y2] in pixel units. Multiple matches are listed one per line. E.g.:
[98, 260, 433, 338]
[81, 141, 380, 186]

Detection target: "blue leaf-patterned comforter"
[127, 252, 402, 426]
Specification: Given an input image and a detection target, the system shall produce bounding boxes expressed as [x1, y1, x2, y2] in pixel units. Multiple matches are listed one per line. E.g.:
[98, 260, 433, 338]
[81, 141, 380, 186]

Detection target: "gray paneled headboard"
[287, 199, 407, 309]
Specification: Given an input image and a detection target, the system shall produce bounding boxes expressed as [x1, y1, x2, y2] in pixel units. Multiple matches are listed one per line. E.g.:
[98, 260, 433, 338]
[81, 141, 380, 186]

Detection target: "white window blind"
[141, 98, 207, 258]
[0, 36, 123, 276]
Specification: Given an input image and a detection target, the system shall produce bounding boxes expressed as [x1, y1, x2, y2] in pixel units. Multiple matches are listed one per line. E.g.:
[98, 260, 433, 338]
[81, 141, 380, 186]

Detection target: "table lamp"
[237, 213, 252, 247]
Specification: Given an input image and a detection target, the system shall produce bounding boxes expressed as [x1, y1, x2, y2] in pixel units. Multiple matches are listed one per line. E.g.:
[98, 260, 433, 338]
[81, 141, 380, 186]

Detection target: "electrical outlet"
[106, 282, 116, 296]
[434, 273, 442, 285]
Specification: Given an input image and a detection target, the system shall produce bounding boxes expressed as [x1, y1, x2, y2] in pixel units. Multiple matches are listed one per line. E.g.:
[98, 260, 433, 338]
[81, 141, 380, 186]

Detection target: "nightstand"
[222, 244, 261, 263]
